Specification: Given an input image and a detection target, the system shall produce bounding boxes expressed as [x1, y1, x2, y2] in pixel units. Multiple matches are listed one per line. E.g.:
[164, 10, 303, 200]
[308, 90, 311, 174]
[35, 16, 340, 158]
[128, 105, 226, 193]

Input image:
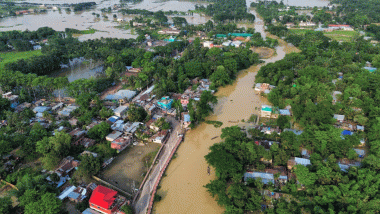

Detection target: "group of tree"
[150, 37, 260, 97]
[195, 0, 255, 23]
[0, 27, 56, 51]
[333, 0, 379, 27]
[188, 90, 217, 127]
[5, 167, 65, 214]
[72, 2, 96, 12]
[205, 22, 380, 213]
[252, 1, 310, 25]
[36, 131, 72, 170]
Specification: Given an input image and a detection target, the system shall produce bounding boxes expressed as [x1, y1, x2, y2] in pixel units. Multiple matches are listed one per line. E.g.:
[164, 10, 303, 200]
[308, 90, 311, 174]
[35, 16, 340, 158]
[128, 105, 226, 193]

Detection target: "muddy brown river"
[152, 10, 300, 214]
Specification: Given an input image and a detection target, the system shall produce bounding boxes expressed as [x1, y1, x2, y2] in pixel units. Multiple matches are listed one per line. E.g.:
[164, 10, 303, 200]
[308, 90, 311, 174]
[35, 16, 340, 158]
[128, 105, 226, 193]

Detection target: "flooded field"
[0, 0, 210, 40]
[101, 143, 161, 194]
[153, 8, 300, 214]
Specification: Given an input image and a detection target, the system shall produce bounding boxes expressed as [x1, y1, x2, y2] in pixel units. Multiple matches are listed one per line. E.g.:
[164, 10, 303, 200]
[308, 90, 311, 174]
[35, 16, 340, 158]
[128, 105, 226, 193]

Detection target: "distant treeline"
[0, 27, 56, 51]
[195, 0, 255, 22]
[72, 2, 96, 12]
[119, 8, 154, 16]
[119, 0, 143, 3]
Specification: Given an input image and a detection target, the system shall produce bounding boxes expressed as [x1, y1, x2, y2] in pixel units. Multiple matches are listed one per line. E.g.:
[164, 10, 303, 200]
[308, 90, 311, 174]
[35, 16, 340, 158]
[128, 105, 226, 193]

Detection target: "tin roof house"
[261, 105, 272, 118]
[157, 96, 173, 110]
[89, 185, 126, 214]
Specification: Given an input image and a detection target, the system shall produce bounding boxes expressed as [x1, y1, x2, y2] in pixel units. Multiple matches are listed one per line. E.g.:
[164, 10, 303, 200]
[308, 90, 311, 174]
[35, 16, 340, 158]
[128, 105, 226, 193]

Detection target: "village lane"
[134, 116, 182, 214]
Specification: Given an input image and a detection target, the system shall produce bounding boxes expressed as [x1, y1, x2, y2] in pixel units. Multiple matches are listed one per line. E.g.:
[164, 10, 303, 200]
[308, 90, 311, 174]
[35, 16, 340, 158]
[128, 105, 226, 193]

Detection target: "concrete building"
[157, 96, 173, 110]
[58, 105, 78, 117]
[106, 131, 123, 142]
[113, 106, 128, 118]
[89, 185, 126, 214]
[261, 105, 272, 118]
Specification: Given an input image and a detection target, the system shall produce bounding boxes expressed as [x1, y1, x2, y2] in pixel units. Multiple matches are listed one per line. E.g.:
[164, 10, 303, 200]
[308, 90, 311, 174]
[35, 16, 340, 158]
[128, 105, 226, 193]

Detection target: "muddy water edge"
[152, 10, 300, 214]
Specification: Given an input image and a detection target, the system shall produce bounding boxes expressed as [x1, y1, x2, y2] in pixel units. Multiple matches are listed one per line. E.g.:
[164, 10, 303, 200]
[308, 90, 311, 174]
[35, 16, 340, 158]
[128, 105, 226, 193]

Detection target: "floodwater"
[0, 10, 137, 40]
[0, 0, 210, 40]
[153, 9, 300, 214]
[51, 62, 103, 82]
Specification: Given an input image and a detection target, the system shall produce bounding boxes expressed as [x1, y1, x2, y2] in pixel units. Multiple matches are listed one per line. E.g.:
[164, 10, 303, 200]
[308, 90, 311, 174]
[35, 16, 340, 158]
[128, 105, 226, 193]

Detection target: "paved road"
[134, 116, 182, 214]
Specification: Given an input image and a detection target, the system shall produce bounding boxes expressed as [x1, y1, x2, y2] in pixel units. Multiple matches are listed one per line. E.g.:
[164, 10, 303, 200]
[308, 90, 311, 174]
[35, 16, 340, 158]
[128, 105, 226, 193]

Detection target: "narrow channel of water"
[152, 8, 299, 214]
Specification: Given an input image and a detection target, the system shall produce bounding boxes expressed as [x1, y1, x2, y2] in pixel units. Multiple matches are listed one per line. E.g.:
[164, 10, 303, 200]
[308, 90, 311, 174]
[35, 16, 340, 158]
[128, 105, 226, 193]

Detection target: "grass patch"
[205, 120, 223, 128]
[142, 147, 160, 166]
[80, 28, 97, 34]
[258, 117, 277, 127]
[248, 114, 258, 123]
[325, 35, 353, 42]
[289, 28, 312, 35]
[0, 180, 7, 189]
[115, 24, 131, 31]
[0, 50, 43, 70]
[323, 30, 358, 36]
[290, 29, 359, 42]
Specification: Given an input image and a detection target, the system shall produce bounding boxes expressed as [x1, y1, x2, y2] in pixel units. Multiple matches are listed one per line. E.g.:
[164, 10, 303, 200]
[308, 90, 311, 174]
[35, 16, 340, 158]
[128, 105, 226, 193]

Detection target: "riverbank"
[152, 9, 300, 214]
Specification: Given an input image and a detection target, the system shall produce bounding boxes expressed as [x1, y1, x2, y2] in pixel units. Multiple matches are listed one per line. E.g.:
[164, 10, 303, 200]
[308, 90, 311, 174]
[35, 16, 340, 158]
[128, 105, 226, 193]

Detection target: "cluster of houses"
[2, 92, 19, 108]
[202, 33, 252, 49]
[14, 8, 35, 15]
[244, 128, 365, 207]
[255, 83, 276, 95]
[314, 24, 354, 32]
[260, 104, 291, 119]
[244, 94, 367, 208]
[158, 27, 181, 35]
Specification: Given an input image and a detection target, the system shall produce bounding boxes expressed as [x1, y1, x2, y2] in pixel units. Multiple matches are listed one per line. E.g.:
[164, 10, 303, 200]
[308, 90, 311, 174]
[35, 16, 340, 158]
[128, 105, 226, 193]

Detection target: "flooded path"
[153, 10, 299, 214]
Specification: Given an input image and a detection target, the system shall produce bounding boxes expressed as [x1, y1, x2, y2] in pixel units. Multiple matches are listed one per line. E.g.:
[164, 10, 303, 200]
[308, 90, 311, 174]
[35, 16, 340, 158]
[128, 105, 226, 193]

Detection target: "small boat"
[211, 136, 219, 140]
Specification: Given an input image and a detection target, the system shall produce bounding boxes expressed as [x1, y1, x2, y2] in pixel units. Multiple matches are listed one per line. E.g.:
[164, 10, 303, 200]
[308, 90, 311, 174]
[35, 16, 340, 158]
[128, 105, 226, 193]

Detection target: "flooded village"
[4, 0, 371, 214]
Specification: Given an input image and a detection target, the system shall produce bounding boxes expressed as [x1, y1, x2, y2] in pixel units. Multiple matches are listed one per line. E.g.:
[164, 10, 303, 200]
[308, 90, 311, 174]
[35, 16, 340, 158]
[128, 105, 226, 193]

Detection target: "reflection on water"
[51, 62, 103, 82]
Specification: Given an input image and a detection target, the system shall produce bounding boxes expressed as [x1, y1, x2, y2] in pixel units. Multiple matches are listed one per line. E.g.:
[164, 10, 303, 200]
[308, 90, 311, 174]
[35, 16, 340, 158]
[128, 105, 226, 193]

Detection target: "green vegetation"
[188, 91, 218, 128]
[332, 0, 377, 27]
[36, 131, 72, 170]
[65, 28, 97, 35]
[290, 29, 360, 42]
[252, 1, 310, 25]
[74, 153, 102, 182]
[0, 50, 42, 70]
[121, 204, 134, 214]
[128, 104, 148, 122]
[366, 24, 380, 41]
[288, 29, 311, 35]
[247, 114, 257, 123]
[194, 0, 255, 23]
[153, 194, 162, 202]
[143, 147, 160, 166]
[72, 2, 96, 12]
[87, 122, 111, 141]
[206, 21, 380, 212]
[205, 120, 223, 128]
